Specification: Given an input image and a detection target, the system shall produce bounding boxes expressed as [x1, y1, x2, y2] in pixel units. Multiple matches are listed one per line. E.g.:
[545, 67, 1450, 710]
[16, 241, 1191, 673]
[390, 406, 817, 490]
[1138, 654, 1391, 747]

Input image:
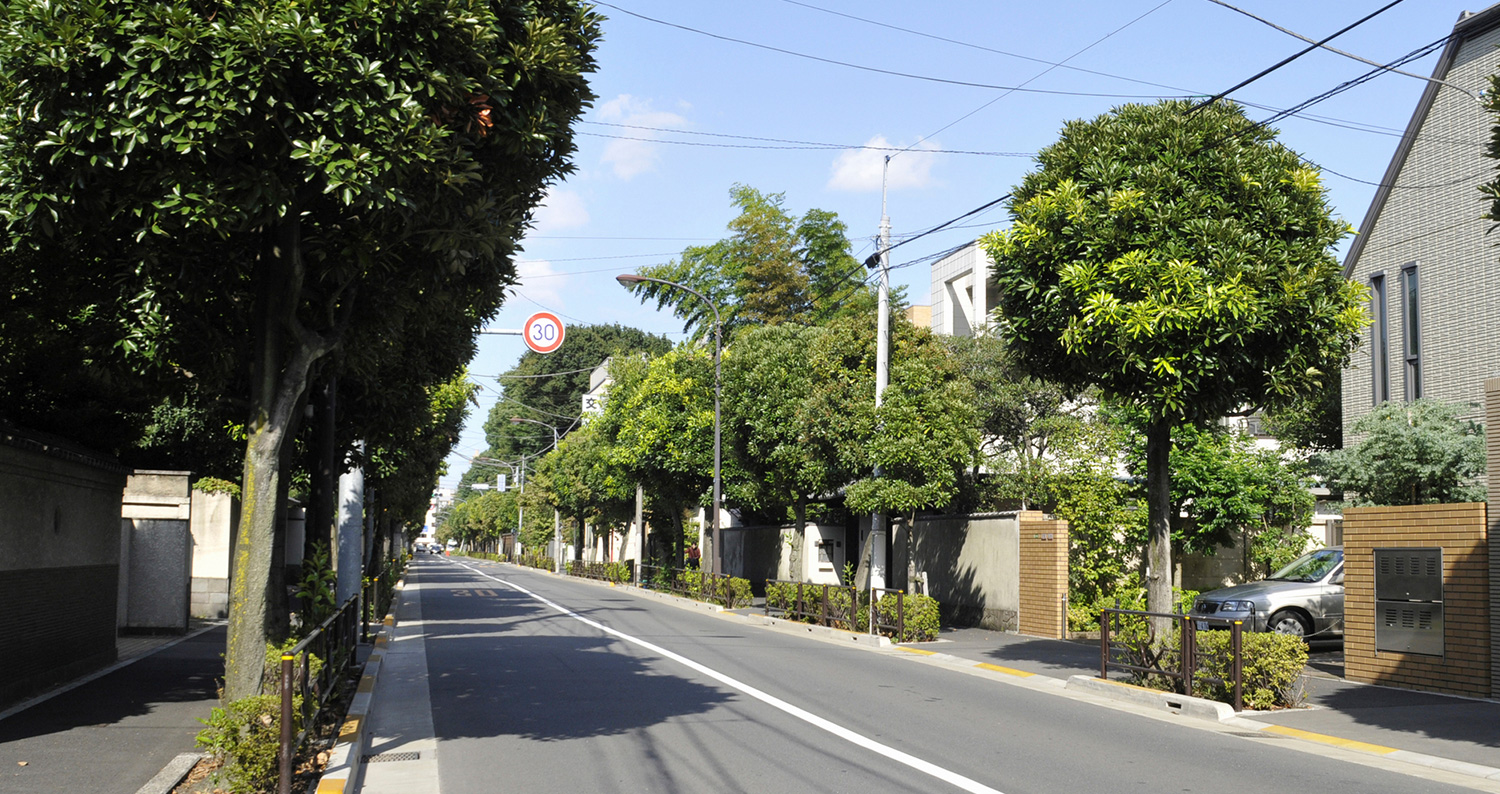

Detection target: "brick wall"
[1018, 511, 1069, 639]
[1344, 503, 1490, 698]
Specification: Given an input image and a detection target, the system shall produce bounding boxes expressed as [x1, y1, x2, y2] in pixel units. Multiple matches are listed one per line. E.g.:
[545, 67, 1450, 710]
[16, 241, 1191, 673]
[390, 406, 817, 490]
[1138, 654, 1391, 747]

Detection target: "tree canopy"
[983, 99, 1365, 615]
[0, 0, 601, 699]
[624, 185, 879, 340]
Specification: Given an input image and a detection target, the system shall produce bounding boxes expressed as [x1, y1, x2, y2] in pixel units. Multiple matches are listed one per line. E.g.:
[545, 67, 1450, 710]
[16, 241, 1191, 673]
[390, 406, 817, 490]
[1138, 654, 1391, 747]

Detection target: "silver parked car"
[1187, 547, 1344, 641]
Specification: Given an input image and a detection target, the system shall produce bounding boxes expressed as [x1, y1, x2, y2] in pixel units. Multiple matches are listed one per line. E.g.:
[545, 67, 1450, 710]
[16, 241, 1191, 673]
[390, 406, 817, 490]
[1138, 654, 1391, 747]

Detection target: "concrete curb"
[1063, 675, 1235, 722]
[312, 592, 400, 794]
[133, 751, 203, 794]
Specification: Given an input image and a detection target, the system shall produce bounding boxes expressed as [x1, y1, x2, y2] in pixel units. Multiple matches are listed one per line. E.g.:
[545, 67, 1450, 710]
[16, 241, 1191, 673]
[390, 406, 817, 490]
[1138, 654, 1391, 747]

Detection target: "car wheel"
[1268, 609, 1311, 638]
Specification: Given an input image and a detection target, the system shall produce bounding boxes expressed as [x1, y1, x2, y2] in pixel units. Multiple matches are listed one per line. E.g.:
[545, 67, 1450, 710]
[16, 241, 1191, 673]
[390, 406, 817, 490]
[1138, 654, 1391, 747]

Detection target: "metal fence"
[1099, 607, 1245, 712]
[639, 565, 752, 609]
[274, 578, 382, 794]
[764, 581, 911, 640]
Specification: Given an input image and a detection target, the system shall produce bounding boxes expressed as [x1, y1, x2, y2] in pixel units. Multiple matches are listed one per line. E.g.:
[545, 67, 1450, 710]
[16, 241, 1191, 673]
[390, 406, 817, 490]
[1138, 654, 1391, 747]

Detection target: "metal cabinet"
[1374, 547, 1443, 656]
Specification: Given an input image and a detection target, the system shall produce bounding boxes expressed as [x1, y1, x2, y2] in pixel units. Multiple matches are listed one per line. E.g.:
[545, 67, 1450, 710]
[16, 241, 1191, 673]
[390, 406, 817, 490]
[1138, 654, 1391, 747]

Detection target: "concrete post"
[335, 444, 364, 607]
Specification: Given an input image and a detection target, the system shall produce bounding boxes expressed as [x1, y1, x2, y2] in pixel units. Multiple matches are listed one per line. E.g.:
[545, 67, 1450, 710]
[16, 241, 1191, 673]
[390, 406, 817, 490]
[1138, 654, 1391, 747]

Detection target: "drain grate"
[364, 751, 420, 763]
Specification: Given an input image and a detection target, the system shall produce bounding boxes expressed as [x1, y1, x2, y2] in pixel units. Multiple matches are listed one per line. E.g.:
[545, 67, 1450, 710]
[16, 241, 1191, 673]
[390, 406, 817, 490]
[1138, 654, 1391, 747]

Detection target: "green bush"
[604, 561, 631, 583]
[192, 476, 242, 499]
[195, 694, 287, 794]
[876, 593, 940, 642]
[1192, 630, 1308, 710]
[717, 576, 753, 609]
[1069, 585, 1199, 633]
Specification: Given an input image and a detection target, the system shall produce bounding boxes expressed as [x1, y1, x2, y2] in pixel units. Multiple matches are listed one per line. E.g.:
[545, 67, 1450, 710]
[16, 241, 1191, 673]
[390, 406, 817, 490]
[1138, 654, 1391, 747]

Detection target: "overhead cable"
[593, 2, 1178, 100]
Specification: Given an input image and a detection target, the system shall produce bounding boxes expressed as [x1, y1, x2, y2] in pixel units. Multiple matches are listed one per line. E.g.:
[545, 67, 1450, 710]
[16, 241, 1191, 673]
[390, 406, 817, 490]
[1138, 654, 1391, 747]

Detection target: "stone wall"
[1343, 503, 1490, 698]
[0, 430, 128, 707]
[121, 471, 192, 632]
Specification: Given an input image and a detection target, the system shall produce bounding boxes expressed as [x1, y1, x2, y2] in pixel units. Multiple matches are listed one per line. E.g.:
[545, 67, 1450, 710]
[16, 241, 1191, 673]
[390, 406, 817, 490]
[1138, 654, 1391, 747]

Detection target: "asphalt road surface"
[398, 556, 1479, 794]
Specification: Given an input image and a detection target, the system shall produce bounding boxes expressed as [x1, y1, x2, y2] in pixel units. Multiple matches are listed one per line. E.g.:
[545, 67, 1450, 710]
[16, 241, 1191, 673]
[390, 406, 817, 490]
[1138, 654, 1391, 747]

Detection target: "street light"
[615, 273, 723, 577]
[512, 417, 561, 573]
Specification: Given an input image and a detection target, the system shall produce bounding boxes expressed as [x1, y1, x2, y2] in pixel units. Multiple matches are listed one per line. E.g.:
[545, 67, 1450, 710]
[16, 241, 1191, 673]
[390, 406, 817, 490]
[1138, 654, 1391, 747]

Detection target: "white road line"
[453, 561, 1005, 794]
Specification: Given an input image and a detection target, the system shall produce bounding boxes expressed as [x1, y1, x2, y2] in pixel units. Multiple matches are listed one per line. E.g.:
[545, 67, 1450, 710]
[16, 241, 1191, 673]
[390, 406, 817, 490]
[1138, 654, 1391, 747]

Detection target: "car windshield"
[1267, 548, 1342, 583]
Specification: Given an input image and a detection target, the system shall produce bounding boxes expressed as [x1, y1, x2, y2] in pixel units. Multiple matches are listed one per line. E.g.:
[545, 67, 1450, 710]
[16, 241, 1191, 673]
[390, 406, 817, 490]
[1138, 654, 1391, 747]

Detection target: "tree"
[1319, 399, 1486, 506]
[595, 347, 717, 564]
[721, 323, 834, 530]
[624, 185, 878, 340]
[0, 1, 600, 699]
[983, 100, 1366, 616]
[800, 314, 979, 519]
[942, 333, 1085, 509]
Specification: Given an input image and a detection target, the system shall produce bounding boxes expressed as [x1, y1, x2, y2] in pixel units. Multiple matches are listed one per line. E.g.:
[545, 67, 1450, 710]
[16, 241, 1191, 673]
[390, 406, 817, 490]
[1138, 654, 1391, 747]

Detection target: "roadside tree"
[0, 1, 600, 699]
[983, 100, 1366, 616]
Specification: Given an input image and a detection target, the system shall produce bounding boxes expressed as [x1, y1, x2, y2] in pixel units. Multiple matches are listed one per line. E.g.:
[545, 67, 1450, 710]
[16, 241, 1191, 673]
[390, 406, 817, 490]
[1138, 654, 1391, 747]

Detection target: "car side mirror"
[1332, 572, 1344, 586]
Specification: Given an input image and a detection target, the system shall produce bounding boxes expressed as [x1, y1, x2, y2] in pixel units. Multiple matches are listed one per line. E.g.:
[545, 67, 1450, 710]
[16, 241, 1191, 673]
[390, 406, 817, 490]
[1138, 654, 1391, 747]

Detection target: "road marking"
[1260, 725, 1399, 755]
[974, 663, 1034, 678]
[455, 562, 1005, 794]
[896, 646, 937, 656]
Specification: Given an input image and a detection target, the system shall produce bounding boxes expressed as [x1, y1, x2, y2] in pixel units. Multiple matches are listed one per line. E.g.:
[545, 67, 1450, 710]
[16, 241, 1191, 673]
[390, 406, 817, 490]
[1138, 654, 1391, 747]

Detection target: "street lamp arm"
[615, 274, 722, 332]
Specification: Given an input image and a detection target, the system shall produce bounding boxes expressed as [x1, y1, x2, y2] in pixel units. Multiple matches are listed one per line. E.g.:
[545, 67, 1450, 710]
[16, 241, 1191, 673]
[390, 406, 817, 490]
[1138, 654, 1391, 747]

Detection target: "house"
[1340, 3, 1500, 699]
[1340, 5, 1500, 428]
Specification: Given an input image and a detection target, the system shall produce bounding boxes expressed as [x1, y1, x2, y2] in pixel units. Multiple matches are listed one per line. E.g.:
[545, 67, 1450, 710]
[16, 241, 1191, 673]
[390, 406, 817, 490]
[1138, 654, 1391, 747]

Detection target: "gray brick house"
[1341, 5, 1500, 431]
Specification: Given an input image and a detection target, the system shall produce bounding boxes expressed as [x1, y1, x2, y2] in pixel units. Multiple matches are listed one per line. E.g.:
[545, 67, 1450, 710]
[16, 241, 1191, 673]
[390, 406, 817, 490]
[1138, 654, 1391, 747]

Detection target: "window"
[1402, 263, 1421, 400]
[1371, 273, 1389, 405]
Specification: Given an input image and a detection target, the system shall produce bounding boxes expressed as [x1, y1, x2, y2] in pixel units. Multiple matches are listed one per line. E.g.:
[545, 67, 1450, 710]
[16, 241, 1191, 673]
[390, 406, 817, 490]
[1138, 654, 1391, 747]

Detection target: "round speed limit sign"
[523, 311, 566, 354]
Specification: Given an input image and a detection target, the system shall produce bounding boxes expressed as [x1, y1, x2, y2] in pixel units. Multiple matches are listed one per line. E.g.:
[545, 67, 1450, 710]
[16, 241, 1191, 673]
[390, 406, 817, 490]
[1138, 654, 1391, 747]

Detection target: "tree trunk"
[1145, 417, 1173, 619]
[305, 376, 337, 565]
[225, 216, 333, 702]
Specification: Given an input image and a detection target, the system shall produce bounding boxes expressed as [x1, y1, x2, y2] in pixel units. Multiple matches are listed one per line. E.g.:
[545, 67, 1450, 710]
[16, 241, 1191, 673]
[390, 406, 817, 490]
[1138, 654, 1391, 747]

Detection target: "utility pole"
[870, 156, 892, 595]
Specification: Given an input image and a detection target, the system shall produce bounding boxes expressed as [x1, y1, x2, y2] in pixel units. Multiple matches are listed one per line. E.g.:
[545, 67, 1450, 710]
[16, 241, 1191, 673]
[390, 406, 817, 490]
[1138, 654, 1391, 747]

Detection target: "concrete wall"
[900, 513, 1021, 631]
[0, 431, 128, 707]
[189, 489, 237, 619]
[1344, 503, 1490, 698]
[121, 471, 192, 632]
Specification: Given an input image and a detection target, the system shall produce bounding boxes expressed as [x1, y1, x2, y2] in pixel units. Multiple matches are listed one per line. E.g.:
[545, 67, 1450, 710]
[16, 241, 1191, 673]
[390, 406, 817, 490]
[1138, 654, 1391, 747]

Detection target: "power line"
[581, 121, 1033, 157]
[593, 2, 1180, 100]
[863, 195, 1012, 267]
[517, 251, 681, 263]
[1189, 0, 1410, 113]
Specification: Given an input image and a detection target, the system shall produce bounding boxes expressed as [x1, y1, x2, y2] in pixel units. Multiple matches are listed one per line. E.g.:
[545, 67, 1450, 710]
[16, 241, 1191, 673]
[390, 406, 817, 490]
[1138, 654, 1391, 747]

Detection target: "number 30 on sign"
[523, 311, 566, 354]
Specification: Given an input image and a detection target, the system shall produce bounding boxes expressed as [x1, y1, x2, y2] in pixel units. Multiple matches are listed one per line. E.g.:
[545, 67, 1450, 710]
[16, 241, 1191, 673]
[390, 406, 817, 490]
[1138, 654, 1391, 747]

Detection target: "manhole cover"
[364, 751, 420, 763]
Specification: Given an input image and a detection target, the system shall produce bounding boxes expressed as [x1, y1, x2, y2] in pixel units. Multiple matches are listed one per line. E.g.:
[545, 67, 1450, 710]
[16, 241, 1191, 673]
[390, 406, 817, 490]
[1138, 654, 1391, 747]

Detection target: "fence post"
[1181, 615, 1194, 697]
[1231, 620, 1244, 713]
[897, 592, 905, 642]
[821, 585, 829, 627]
[279, 654, 294, 794]
[1100, 609, 1111, 680]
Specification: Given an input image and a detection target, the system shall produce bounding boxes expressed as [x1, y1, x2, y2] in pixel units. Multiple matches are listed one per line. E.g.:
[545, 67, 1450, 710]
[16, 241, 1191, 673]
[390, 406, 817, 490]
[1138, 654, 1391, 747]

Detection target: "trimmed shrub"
[876, 592, 940, 642]
[1192, 630, 1308, 710]
[195, 694, 285, 794]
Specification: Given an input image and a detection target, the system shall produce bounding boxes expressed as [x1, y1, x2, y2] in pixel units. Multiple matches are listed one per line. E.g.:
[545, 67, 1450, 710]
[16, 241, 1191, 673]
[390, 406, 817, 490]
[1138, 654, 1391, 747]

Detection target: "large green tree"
[624, 185, 877, 340]
[983, 100, 1366, 616]
[0, 1, 599, 699]
[1319, 398, 1486, 506]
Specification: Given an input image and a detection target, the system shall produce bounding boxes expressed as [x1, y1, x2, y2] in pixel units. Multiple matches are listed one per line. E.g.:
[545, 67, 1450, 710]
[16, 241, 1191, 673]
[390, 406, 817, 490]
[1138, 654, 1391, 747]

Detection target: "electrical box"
[1374, 547, 1443, 656]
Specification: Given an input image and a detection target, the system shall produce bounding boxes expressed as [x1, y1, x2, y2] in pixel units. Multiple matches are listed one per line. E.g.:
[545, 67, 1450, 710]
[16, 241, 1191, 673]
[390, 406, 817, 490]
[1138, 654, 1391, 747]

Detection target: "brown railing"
[1099, 608, 1245, 712]
[870, 587, 908, 640]
[275, 577, 385, 794]
[639, 565, 752, 608]
[565, 559, 634, 583]
[765, 580, 860, 630]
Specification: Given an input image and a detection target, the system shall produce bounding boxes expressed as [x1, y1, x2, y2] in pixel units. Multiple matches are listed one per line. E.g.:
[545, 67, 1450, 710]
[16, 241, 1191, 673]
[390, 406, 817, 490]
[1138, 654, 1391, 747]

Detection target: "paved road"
[362, 557, 1486, 794]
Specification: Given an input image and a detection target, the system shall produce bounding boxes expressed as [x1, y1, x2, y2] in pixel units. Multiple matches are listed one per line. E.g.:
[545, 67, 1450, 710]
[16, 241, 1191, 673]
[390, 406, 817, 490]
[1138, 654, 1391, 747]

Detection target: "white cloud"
[513, 258, 563, 306]
[596, 94, 689, 180]
[827, 136, 940, 192]
[533, 188, 589, 232]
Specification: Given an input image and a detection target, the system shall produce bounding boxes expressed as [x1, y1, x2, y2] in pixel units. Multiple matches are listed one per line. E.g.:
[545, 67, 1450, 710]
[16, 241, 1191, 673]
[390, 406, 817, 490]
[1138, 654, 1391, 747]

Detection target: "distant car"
[1187, 547, 1344, 641]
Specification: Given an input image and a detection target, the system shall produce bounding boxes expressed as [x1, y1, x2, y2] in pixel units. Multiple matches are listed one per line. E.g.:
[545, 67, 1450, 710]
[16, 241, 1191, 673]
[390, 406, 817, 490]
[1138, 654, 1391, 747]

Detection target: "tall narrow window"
[1371, 273, 1389, 405]
[1402, 264, 1421, 400]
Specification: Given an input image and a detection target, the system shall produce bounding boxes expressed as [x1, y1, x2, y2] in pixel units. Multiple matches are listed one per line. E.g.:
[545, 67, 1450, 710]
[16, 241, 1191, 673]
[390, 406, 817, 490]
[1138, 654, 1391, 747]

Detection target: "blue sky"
[442, 0, 1486, 488]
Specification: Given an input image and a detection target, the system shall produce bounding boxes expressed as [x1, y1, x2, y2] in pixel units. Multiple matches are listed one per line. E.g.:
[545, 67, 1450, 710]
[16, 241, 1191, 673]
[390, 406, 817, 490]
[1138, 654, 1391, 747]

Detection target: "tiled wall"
[1343, 503, 1490, 697]
[1018, 512, 1069, 639]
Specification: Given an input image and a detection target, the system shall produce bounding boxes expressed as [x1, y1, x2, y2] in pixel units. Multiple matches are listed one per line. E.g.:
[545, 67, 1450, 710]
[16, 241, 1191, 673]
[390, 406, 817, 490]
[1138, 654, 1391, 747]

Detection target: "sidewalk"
[0, 622, 225, 794]
[894, 626, 1500, 775]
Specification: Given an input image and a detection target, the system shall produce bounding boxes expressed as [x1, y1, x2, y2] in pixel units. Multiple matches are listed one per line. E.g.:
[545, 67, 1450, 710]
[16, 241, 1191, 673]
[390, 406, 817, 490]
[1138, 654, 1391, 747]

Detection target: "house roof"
[1341, 3, 1500, 277]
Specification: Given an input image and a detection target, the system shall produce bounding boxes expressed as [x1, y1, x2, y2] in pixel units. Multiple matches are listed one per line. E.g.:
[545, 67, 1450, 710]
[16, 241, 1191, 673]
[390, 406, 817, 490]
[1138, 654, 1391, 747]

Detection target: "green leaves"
[1319, 398, 1486, 506]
